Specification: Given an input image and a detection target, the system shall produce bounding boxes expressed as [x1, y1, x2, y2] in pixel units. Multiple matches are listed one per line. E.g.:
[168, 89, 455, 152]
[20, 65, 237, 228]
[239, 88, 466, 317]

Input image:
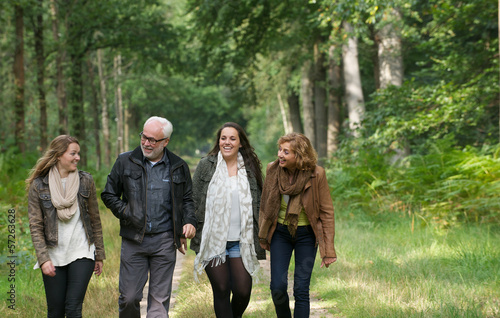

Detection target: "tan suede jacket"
[259, 165, 336, 260]
[28, 171, 106, 266]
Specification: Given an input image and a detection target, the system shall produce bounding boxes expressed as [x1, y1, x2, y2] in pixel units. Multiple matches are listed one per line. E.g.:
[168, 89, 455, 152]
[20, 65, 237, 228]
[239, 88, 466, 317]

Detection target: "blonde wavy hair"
[278, 133, 317, 171]
[25, 135, 79, 190]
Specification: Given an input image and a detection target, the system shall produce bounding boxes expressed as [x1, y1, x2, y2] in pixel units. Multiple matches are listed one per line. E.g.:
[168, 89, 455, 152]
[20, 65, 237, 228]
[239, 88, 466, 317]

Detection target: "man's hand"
[183, 224, 196, 239]
[178, 238, 187, 255]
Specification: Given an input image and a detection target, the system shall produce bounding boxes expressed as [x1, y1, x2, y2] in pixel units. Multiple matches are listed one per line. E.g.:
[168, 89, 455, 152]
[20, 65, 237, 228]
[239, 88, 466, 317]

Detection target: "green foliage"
[328, 138, 500, 226]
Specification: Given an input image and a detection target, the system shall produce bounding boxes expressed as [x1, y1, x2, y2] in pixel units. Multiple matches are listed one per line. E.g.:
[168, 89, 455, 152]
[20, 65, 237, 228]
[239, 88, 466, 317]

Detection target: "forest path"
[139, 251, 332, 317]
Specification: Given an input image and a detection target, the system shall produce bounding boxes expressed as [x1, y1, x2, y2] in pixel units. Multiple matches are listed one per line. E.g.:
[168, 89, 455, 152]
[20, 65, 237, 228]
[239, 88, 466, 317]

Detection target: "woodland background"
[0, 0, 499, 316]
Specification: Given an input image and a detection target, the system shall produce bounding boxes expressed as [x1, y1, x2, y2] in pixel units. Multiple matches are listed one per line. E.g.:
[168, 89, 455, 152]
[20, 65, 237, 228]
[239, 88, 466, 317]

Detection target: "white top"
[34, 178, 95, 269]
[227, 175, 241, 241]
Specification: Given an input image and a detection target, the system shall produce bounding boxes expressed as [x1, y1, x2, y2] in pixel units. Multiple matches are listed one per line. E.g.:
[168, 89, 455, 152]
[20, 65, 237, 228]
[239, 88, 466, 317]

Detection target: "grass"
[1, 196, 499, 317]
[172, 211, 500, 318]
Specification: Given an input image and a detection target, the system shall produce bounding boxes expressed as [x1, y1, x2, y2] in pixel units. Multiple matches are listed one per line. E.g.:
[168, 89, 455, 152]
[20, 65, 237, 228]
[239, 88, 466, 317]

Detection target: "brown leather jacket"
[28, 171, 106, 266]
[259, 165, 336, 259]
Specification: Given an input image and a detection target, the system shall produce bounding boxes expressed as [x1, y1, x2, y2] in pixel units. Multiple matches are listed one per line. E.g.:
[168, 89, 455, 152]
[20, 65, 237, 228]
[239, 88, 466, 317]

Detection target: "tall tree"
[314, 40, 328, 159]
[13, 4, 25, 152]
[97, 49, 111, 167]
[287, 88, 303, 133]
[376, 8, 403, 89]
[301, 59, 315, 145]
[114, 54, 124, 156]
[342, 21, 365, 137]
[49, 0, 68, 134]
[327, 44, 342, 155]
[86, 54, 101, 170]
[34, 0, 48, 150]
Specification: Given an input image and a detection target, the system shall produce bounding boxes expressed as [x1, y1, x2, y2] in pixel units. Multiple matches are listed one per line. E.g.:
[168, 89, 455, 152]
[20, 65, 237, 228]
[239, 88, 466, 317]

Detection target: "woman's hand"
[94, 260, 104, 276]
[320, 257, 337, 268]
[259, 240, 270, 251]
[41, 261, 56, 277]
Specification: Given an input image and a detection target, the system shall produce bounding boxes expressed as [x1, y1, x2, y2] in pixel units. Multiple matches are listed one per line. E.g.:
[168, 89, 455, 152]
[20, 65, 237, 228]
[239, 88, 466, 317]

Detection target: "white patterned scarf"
[48, 166, 80, 221]
[194, 152, 260, 281]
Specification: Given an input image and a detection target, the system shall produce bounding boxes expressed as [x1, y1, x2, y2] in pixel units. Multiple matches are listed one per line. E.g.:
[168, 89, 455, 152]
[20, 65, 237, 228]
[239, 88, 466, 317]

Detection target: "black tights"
[205, 257, 252, 318]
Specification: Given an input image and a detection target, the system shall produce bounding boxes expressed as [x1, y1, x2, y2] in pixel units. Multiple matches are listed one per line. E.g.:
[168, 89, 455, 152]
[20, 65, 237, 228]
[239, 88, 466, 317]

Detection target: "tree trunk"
[376, 8, 403, 89]
[69, 54, 86, 165]
[277, 93, 292, 134]
[50, 0, 68, 134]
[98, 49, 111, 167]
[14, 4, 25, 153]
[87, 54, 101, 170]
[124, 103, 130, 152]
[327, 44, 342, 155]
[35, 0, 48, 150]
[114, 54, 124, 156]
[301, 59, 315, 145]
[342, 22, 365, 137]
[287, 90, 303, 133]
[314, 41, 328, 160]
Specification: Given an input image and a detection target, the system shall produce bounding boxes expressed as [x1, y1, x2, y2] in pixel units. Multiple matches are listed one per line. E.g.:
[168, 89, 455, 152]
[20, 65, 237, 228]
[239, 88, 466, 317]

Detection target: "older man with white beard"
[102, 116, 196, 317]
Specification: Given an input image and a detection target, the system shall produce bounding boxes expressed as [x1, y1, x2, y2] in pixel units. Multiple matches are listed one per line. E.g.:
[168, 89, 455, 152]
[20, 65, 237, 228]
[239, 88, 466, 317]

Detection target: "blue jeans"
[270, 223, 317, 318]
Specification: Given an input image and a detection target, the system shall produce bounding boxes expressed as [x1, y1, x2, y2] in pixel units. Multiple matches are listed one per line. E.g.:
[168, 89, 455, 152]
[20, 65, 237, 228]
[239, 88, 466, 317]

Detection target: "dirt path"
[140, 251, 331, 317]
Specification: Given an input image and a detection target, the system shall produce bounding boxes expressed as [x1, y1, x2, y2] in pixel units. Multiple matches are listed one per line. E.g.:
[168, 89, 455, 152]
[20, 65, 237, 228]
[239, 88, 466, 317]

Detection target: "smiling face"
[219, 127, 241, 161]
[278, 141, 297, 172]
[141, 120, 169, 162]
[57, 142, 80, 177]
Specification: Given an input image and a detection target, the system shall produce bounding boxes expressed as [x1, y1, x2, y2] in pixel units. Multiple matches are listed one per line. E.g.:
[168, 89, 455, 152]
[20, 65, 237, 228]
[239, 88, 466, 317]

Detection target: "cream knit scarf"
[194, 152, 260, 281]
[48, 166, 80, 221]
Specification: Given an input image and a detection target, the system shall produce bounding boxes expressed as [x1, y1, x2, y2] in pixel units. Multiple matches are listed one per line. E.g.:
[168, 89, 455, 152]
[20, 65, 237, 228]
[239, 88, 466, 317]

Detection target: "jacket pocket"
[123, 170, 142, 192]
[39, 193, 53, 209]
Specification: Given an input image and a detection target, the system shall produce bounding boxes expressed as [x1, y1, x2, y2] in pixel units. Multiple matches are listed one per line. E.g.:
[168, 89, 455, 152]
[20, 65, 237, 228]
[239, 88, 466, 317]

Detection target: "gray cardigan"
[189, 155, 266, 260]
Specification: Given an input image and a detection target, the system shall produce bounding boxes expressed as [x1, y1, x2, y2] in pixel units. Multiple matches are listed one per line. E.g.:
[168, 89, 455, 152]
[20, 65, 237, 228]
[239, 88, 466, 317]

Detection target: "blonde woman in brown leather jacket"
[26, 135, 105, 318]
[259, 132, 336, 318]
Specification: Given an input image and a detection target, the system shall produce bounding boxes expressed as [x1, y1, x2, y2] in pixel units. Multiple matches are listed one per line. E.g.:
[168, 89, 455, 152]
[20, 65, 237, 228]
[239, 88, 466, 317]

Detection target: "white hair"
[144, 116, 173, 138]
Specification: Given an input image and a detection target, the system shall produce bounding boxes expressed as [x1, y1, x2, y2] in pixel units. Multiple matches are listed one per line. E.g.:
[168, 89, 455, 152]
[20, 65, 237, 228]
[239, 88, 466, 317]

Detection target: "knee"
[64, 302, 83, 318]
[211, 281, 231, 297]
[293, 284, 310, 302]
[232, 286, 251, 301]
[270, 275, 288, 294]
[119, 291, 141, 308]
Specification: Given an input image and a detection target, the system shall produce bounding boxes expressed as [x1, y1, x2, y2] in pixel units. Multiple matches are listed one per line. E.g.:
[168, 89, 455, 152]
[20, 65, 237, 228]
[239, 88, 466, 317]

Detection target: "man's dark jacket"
[101, 146, 196, 248]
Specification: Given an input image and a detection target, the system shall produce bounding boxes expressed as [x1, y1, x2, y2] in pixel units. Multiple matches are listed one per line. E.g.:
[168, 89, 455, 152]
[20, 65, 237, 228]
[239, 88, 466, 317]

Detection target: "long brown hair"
[25, 135, 80, 190]
[278, 133, 317, 171]
[208, 122, 263, 189]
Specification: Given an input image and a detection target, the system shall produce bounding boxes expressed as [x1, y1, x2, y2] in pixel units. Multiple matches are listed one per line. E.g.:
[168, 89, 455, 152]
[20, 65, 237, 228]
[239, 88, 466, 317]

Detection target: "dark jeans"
[119, 231, 176, 318]
[42, 258, 95, 318]
[270, 223, 317, 318]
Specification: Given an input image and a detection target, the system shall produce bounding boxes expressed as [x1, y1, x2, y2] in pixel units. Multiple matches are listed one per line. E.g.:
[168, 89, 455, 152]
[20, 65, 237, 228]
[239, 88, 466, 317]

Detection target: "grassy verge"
[2, 202, 499, 317]
[173, 211, 500, 318]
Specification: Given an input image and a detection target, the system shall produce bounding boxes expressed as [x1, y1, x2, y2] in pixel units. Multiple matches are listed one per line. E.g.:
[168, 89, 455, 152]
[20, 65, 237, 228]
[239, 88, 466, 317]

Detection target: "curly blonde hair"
[278, 133, 317, 171]
[25, 135, 79, 190]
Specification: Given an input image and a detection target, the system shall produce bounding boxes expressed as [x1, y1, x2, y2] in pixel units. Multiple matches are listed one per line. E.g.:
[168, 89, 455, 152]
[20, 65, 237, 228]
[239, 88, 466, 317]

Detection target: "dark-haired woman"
[26, 135, 105, 317]
[259, 132, 336, 318]
[191, 122, 265, 318]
